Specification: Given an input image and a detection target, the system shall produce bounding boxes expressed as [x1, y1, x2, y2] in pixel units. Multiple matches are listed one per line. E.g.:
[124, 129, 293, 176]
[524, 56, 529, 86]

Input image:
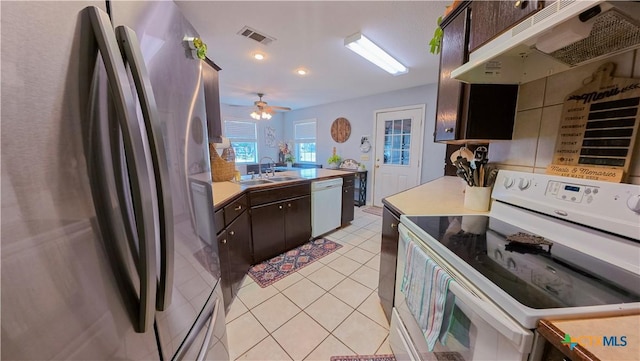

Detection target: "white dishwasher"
[311, 177, 343, 238]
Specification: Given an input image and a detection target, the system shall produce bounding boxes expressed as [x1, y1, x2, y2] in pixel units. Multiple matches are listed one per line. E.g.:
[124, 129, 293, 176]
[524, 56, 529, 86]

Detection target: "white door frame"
[371, 104, 426, 207]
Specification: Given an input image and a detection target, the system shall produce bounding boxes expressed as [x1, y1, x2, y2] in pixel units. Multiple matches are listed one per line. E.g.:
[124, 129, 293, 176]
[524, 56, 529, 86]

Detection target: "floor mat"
[362, 206, 383, 216]
[248, 238, 342, 288]
[330, 355, 395, 361]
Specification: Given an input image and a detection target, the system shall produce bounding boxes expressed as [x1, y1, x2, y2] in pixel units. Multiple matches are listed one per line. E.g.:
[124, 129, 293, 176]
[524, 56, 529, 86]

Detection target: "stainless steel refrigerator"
[1, 1, 228, 360]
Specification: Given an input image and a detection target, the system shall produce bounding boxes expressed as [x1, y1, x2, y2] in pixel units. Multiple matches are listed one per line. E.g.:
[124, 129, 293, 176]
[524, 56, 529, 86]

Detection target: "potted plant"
[327, 154, 342, 169]
[185, 36, 208, 60]
[279, 141, 295, 167]
[428, 2, 459, 54]
[284, 153, 295, 168]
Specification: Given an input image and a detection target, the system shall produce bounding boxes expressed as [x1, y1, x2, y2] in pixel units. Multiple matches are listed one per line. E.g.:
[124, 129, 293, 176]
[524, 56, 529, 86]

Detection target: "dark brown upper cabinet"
[469, 0, 542, 52]
[202, 57, 223, 143]
[434, 1, 518, 144]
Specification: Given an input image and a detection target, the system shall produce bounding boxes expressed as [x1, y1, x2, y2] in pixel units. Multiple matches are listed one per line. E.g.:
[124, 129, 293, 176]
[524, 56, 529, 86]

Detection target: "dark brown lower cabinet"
[218, 210, 252, 311]
[284, 195, 312, 250]
[341, 185, 354, 226]
[251, 201, 287, 263]
[378, 204, 401, 322]
[251, 195, 311, 264]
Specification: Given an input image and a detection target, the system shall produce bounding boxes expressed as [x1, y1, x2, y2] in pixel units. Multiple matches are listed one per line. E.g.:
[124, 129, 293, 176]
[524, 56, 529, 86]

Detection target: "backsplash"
[488, 49, 640, 185]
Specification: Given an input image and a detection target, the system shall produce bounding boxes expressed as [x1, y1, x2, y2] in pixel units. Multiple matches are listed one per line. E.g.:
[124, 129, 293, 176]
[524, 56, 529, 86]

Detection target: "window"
[383, 118, 411, 165]
[224, 120, 257, 163]
[294, 120, 316, 162]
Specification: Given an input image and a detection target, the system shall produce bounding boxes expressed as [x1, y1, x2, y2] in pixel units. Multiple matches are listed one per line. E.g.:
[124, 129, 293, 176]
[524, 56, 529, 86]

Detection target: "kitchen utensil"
[473, 146, 488, 164]
[449, 146, 474, 164]
[456, 168, 474, 186]
[486, 168, 498, 187]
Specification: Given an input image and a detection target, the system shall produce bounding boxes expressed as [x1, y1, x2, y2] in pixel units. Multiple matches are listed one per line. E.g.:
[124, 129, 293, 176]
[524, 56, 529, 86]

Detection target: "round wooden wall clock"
[330, 117, 351, 143]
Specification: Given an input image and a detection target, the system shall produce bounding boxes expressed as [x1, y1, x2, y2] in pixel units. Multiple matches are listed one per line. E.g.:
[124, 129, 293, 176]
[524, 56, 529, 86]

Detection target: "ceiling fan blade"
[270, 105, 292, 111]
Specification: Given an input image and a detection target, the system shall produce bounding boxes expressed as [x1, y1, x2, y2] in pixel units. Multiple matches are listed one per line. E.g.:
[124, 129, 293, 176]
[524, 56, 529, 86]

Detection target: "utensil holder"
[464, 185, 492, 211]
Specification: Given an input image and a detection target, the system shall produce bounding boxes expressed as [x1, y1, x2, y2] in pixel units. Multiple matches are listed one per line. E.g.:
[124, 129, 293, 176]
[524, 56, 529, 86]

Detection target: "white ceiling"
[176, 1, 448, 111]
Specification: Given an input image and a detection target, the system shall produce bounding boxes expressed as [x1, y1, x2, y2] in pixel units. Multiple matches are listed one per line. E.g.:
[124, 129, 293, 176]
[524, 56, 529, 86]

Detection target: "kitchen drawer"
[249, 183, 310, 206]
[223, 194, 248, 227]
[342, 174, 355, 187]
[214, 208, 225, 234]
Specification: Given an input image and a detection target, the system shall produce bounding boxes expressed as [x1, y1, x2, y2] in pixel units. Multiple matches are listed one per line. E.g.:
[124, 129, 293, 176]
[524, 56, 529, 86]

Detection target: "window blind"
[294, 121, 316, 140]
[225, 120, 256, 139]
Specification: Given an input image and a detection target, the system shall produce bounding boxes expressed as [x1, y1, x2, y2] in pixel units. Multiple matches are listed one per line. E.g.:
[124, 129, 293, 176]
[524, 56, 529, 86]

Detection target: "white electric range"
[390, 170, 640, 361]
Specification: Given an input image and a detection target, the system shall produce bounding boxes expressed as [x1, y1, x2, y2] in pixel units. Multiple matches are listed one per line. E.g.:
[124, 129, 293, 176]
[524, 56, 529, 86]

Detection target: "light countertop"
[210, 168, 352, 208]
[383, 176, 488, 215]
[538, 315, 640, 361]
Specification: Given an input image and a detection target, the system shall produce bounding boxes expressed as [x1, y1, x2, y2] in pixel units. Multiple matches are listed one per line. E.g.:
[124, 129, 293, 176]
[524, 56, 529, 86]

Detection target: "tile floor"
[225, 207, 390, 360]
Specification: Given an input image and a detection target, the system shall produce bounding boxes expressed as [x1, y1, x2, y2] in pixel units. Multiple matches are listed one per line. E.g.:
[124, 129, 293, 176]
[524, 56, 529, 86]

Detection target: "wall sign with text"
[546, 63, 640, 182]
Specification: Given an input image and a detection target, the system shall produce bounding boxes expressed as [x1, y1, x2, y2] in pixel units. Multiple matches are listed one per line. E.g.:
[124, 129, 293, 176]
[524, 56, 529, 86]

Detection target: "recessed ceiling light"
[296, 68, 308, 76]
[253, 53, 265, 60]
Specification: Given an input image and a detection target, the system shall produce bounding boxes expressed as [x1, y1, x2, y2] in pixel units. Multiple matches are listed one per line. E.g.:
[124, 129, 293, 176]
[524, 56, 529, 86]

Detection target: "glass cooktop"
[404, 215, 640, 310]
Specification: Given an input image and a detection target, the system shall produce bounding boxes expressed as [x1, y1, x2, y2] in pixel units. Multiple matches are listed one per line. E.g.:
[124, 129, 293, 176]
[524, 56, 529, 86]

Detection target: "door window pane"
[383, 118, 412, 165]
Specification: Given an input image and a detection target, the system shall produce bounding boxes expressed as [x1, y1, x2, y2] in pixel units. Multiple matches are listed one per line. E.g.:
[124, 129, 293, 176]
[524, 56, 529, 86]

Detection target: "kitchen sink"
[238, 179, 274, 186]
[267, 176, 301, 182]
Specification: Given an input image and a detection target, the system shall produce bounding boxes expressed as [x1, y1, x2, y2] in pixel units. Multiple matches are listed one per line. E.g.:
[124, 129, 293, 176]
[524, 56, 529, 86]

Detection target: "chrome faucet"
[258, 156, 276, 178]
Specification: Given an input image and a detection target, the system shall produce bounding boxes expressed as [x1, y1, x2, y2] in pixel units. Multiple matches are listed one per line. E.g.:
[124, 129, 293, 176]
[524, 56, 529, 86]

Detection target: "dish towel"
[401, 237, 455, 351]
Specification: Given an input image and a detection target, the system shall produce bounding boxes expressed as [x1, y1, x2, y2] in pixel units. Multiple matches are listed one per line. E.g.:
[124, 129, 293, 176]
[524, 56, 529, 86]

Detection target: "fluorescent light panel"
[344, 32, 407, 75]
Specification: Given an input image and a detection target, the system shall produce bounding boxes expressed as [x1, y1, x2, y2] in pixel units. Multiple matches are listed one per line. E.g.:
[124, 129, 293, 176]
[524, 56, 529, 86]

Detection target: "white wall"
[489, 49, 640, 185]
[220, 103, 285, 174]
[283, 84, 446, 204]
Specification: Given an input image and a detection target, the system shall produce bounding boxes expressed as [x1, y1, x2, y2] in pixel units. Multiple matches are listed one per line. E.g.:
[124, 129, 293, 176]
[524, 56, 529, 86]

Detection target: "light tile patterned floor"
[226, 207, 388, 360]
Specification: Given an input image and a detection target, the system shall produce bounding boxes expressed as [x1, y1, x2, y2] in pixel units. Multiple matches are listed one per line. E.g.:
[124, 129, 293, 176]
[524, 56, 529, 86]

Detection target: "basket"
[209, 143, 235, 182]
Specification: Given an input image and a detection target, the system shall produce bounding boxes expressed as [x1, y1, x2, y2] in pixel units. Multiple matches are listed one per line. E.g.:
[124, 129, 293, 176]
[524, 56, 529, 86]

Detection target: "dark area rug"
[248, 238, 342, 288]
[330, 355, 395, 361]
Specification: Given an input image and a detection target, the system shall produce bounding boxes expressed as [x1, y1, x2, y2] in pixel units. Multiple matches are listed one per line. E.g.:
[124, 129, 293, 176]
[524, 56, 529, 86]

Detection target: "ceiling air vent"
[237, 26, 275, 45]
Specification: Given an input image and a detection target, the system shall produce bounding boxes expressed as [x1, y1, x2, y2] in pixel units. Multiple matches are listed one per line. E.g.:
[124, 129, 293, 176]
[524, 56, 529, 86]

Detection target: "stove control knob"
[503, 177, 514, 189]
[518, 178, 531, 190]
[627, 195, 640, 213]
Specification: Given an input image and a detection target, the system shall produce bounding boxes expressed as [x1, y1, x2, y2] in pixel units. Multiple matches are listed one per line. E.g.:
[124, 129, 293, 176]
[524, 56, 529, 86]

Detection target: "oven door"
[391, 224, 533, 361]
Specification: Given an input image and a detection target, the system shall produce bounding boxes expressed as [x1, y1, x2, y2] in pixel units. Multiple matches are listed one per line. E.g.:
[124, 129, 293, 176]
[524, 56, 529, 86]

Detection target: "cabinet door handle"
[391, 223, 396, 229]
[279, 205, 283, 209]
[234, 205, 242, 211]
[229, 231, 235, 236]
[444, 127, 454, 133]
[287, 203, 292, 208]
[221, 239, 227, 244]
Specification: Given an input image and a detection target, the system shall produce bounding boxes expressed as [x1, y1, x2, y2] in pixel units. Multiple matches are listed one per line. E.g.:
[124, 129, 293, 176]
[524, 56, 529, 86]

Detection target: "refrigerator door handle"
[115, 25, 174, 311]
[86, 6, 157, 332]
[173, 293, 222, 360]
[196, 298, 220, 361]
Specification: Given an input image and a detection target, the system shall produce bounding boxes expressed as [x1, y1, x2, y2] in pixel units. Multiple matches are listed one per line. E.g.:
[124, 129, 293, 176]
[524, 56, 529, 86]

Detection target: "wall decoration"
[331, 117, 351, 143]
[545, 63, 640, 182]
[360, 136, 371, 153]
[265, 126, 276, 147]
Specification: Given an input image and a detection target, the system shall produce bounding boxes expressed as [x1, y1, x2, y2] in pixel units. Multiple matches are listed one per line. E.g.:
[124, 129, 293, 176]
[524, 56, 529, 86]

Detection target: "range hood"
[451, 1, 640, 84]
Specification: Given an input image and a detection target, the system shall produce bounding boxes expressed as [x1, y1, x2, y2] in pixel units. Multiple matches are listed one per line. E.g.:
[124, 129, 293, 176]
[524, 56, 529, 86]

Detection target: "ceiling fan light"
[344, 32, 408, 75]
[262, 112, 272, 120]
[250, 111, 260, 120]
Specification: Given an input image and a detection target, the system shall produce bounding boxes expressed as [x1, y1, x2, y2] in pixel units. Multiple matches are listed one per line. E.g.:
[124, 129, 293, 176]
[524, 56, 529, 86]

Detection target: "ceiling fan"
[249, 93, 291, 120]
